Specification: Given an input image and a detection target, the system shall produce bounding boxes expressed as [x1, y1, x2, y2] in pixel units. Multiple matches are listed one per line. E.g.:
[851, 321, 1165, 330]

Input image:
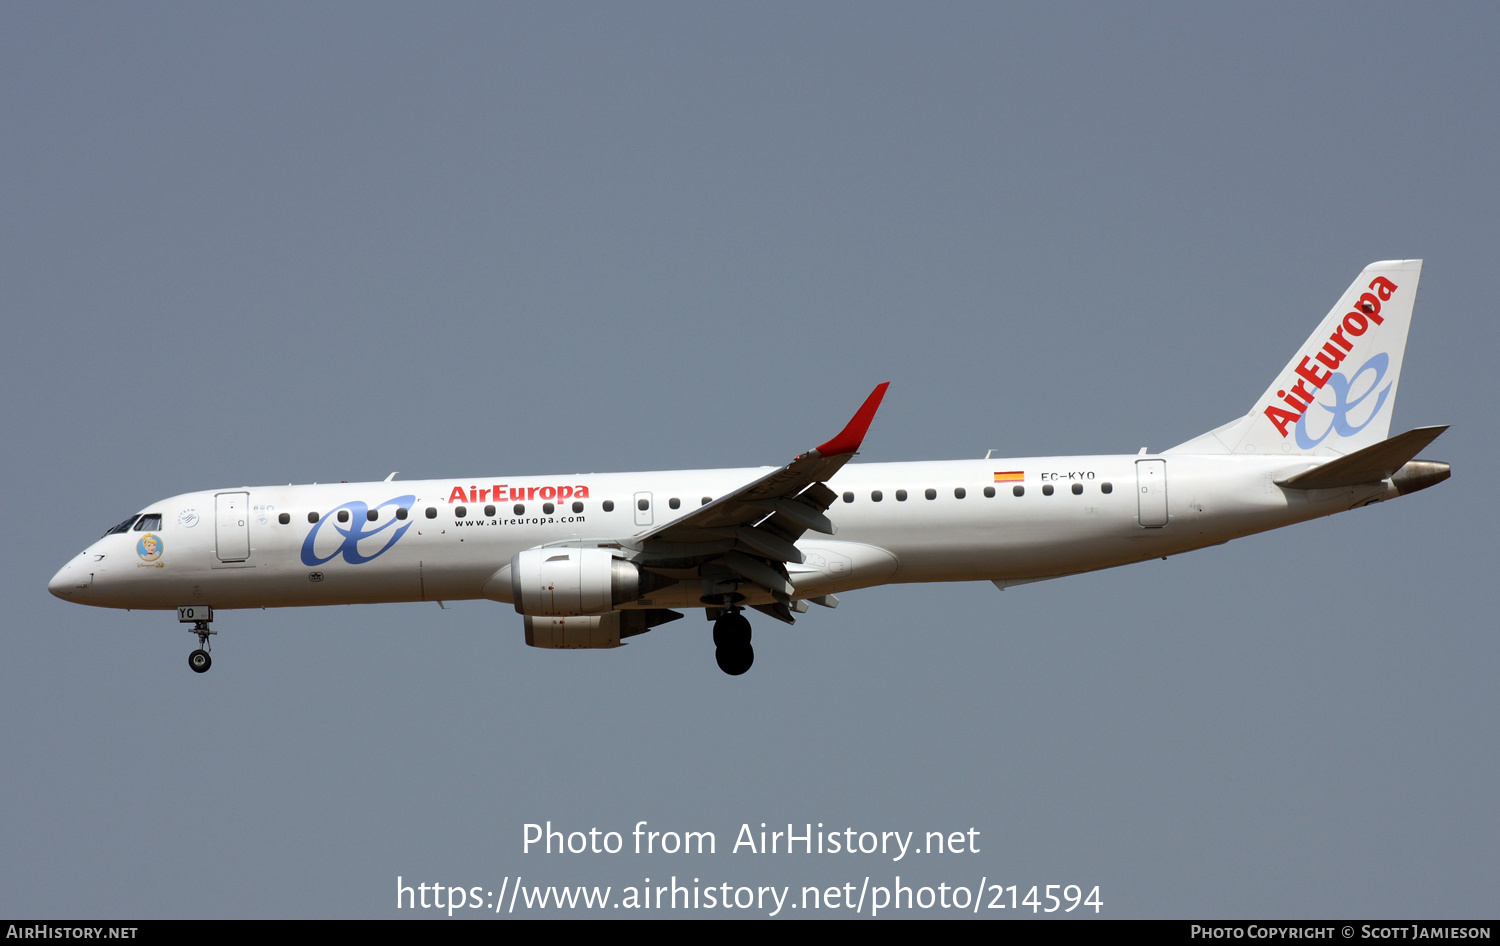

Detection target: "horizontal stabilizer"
[1276, 425, 1448, 490]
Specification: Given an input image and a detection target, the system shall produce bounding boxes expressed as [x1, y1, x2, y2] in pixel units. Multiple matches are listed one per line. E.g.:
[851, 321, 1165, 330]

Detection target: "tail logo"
[1263, 276, 1398, 438]
[1293, 353, 1392, 449]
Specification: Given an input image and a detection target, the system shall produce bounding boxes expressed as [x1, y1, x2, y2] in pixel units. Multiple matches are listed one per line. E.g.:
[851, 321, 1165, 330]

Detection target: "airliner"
[49, 260, 1450, 675]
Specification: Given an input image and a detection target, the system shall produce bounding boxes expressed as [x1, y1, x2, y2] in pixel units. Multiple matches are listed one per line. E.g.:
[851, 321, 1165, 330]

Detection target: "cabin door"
[215, 491, 251, 561]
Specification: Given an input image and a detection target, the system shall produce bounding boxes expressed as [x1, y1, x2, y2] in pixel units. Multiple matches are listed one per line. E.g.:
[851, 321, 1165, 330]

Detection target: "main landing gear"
[713, 610, 753, 676]
[178, 605, 215, 674]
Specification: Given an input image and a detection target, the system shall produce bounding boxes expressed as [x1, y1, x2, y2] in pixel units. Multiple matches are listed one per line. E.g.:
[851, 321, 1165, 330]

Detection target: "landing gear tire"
[712, 612, 751, 648]
[185, 617, 216, 673]
[715, 643, 754, 676]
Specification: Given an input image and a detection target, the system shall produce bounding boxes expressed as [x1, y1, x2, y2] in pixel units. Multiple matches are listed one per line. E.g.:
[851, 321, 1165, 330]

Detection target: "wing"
[629, 383, 889, 623]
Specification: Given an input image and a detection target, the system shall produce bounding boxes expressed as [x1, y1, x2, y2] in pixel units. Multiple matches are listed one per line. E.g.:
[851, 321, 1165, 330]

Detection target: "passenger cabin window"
[603, 500, 615, 512]
[1101, 482, 1113, 494]
[425, 507, 437, 518]
[637, 498, 650, 511]
[1012, 485, 1025, 497]
[983, 486, 995, 498]
[669, 497, 680, 510]
[366, 509, 378, 521]
[954, 487, 966, 499]
[484, 504, 496, 517]
[1042, 484, 1054, 496]
[308, 512, 319, 523]
[895, 489, 908, 502]
[572, 501, 584, 513]
[514, 504, 524, 515]
[871, 490, 883, 502]
[1072, 483, 1083, 495]
[338, 510, 350, 522]
[396, 508, 408, 520]
[133, 513, 163, 531]
[843, 492, 854, 503]
[701, 496, 711, 506]
[278, 513, 290, 525]
[543, 502, 555, 514]
[455, 506, 467, 518]
[924, 489, 936, 500]
[104, 515, 140, 536]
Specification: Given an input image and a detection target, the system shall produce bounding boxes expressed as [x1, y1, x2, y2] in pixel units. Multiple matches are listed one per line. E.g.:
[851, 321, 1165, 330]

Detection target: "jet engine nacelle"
[510, 546, 646, 616]
[524, 613, 625, 648]
[524, 609, 685, 649]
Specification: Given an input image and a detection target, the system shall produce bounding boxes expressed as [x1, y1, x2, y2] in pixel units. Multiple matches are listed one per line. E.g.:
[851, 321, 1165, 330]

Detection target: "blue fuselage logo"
[301, 495, 417, 566]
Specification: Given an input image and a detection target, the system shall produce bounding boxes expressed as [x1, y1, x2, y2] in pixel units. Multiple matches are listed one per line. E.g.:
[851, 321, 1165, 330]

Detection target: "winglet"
[814, 383, 890, 457]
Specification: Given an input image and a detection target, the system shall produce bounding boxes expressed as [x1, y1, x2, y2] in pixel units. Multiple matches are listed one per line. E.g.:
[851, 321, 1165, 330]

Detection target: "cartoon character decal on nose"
[137, 534, 163, 562]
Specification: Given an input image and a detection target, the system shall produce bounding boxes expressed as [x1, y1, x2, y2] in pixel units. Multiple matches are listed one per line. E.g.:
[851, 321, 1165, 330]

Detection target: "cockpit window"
[133, 513, 163, 532]
[104, 515, 140, 536]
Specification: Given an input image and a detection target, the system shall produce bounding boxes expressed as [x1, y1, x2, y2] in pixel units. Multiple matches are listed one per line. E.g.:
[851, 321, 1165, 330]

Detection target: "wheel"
[715, 644, 754, 676]
[712, 612, 751, 648]
[188, 649, 212, 673]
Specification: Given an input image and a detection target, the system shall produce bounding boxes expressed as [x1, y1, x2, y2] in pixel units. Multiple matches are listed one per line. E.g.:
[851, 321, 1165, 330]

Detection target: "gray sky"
[3, 2, 1496, 918]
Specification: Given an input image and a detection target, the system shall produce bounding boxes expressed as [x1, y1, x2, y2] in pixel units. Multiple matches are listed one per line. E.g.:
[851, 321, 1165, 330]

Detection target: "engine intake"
[510, 547, 664, 616]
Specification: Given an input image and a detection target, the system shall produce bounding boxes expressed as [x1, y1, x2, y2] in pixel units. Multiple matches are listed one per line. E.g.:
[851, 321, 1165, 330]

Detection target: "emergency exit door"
[1135, 460, 1168, 529]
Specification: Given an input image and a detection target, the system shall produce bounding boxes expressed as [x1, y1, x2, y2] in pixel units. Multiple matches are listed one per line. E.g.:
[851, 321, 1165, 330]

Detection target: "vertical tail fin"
[1168, 260, 1422, 456]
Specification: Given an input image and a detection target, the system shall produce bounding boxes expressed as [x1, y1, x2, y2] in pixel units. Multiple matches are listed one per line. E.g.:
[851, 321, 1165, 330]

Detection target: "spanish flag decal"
[993, 471, 1024, 482]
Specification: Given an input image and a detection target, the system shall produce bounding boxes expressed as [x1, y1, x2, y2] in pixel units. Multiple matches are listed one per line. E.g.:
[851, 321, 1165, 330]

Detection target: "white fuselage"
[45, 260, 1440, 679]
[47, 453, 1390, 614]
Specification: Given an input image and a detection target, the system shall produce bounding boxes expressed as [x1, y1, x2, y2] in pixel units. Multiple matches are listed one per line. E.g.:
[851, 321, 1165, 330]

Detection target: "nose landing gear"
[178, 605, 215, 674]
[188, 647, 212, 673]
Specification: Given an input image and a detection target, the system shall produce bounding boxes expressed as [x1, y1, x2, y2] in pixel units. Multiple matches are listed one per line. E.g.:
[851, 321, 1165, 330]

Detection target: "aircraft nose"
[49, 559, 85, 600]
